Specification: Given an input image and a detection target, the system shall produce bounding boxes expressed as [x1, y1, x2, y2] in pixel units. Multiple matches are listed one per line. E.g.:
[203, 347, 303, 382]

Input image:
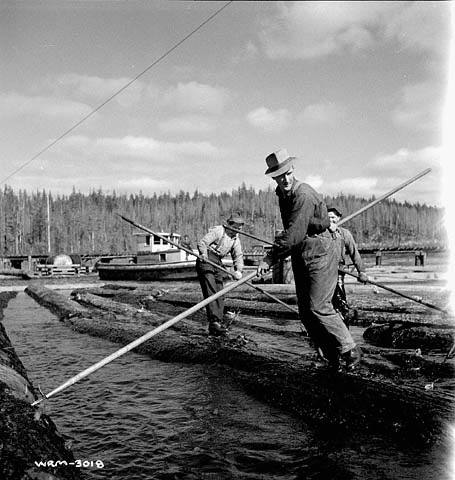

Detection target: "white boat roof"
[133, 231, 181, 237]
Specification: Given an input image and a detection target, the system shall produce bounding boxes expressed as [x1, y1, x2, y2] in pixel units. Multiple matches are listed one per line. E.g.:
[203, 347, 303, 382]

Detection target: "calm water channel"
[3, 292, 454, 480]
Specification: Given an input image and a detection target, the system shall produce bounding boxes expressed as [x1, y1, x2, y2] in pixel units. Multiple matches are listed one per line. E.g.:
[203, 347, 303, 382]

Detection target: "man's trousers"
[196, 252, 225, 323]
[291, 231, 356, 360]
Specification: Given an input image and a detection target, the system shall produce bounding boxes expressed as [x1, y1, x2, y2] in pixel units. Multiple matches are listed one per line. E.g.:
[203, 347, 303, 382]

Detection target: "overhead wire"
[0, 0, 233, 186]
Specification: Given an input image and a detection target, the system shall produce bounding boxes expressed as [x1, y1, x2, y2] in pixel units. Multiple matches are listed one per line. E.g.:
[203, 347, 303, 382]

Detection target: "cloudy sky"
[0, 1, 452, 206]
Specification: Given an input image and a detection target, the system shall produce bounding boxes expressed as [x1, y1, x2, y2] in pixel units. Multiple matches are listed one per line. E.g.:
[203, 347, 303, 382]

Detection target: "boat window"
[145, 235, 151, 246]
[153, 236, 160, 245]
[160, 253, 166, 262]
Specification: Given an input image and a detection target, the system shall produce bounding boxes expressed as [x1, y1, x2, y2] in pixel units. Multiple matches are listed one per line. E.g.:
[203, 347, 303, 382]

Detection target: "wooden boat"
[97, 259, 199, 281]
[96, 230, 232, 281]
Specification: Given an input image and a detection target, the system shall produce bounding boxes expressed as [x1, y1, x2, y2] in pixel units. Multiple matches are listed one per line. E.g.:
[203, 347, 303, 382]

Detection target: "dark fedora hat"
[327, 206, 343, 217]
[265, 148, 296, 177]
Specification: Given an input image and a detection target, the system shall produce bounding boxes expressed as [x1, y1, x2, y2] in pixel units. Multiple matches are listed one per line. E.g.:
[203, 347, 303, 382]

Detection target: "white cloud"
[302, 174, 323, 189]
[391, 82, 445, 131]
[91, 136, 221, 160]
[365, 146, 443, 205]
[233, 41, 259, 63]
[49, 135, 223, 174]
[247, 107, 290, 132]
[158, 115, 215, 134]
[55, 73, 145, 106]
[323, 177, 379, 197]
[52, 73, 145, 107]
[384, 1, 450, 55]
[369, 146, 442, 175]
[259, 2, 390, 59]
[116, 177, 168, 191]
[13, 134, 225, 194]
[258, 1, 448, 60]
[307, 146, 442, 205]
[144, 82, 161, 100]
[0, 92, 92, 119]
[298, 102, 347, 126]
[161, 81, 229, 115]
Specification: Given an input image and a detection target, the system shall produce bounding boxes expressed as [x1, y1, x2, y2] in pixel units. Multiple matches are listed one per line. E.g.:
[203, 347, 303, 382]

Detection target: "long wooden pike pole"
[225, 168, 432, 241]
[343, 267, 454, 362]
[118, 214, 299, 315]
[225, 227, 273, 246]
[340, 168, 431, 225]
[340, 268, 451, 315]
[31, 270, 258, 406]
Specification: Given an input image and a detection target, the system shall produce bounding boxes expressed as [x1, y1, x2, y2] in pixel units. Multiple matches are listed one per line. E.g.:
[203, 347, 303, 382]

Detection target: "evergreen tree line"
[0, 184, 446, 257]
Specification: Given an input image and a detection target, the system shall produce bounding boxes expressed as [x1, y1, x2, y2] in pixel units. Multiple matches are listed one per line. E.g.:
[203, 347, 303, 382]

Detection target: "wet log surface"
[0, 292, 82, 480]
[24, 281, 455, 444]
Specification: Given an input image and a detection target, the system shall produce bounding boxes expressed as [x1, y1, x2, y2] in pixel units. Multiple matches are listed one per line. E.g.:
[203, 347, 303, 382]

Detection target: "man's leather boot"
[208, 321, 227, 336]
[342, 345, 362, 370]
[327, 354, 342, 373]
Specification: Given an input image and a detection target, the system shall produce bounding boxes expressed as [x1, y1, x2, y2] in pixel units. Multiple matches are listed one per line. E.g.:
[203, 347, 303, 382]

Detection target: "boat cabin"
[133, 231, 190, 263]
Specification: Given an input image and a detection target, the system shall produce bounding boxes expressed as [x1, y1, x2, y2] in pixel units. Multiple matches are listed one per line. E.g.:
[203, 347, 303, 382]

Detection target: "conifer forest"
[0, 184, 445, 257]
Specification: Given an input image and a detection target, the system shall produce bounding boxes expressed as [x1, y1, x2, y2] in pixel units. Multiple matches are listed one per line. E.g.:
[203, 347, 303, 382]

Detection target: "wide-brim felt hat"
[265, 148, 296, 177]
[227, 213, 245, 226]
[327, 206, 343, 217]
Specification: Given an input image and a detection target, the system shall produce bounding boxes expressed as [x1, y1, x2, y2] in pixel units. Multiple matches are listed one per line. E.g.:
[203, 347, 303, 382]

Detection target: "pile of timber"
[24, 283, 455, 444]
[0, 292, 81, 480]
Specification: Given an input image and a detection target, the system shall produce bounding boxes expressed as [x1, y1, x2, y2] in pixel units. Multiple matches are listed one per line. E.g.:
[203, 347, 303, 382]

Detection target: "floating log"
[152, 290, 451, 330]
[25, 285, 91, 320]
[0, 292, 82, 480]
[364, 323, 455, 350]
[71, 286, 167, 300]
[71, 291, 163, 321]
[24, 284, 455, 442]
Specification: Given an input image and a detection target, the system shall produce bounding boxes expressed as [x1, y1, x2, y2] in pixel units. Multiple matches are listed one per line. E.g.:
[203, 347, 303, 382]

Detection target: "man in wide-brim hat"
[258, 148, 362, 371]
[196, 212, 245, 336]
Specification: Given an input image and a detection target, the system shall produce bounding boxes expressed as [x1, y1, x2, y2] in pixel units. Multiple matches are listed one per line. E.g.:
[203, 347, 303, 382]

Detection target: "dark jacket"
[268, 179, 330, 261]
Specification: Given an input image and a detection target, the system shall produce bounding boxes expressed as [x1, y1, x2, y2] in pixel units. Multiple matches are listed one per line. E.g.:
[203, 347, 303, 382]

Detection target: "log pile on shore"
[0, 292, 82, 480]
[24, 282, 455, 444]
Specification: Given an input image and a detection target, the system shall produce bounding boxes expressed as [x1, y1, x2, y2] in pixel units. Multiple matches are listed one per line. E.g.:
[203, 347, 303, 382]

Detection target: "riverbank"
[0, 292, 82, 480]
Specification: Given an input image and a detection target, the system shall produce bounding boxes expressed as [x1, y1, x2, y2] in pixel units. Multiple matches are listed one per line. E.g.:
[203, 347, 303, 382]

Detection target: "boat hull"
[97, 261, 199, 281]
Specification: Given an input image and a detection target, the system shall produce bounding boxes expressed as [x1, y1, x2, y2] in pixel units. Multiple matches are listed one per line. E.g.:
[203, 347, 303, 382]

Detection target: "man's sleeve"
[231, 238, 244, 272]
[197, 227, 220, 256]
[343, 229, 364, 273]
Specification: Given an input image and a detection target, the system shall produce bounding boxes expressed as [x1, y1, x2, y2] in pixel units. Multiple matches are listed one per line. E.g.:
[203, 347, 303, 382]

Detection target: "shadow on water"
[3, 292, 453, 480]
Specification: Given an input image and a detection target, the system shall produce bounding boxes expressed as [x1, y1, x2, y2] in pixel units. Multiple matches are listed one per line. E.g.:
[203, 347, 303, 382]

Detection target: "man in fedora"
[196, 213, 245, 336]
[328, 206, 369, 325]
[257, 149, 362, 371]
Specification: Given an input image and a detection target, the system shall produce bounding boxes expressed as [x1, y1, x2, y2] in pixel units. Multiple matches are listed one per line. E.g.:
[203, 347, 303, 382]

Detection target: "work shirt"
[268, 179, 330, 261]
[335, 226, 364, 273]
[197, 225, 244, 272]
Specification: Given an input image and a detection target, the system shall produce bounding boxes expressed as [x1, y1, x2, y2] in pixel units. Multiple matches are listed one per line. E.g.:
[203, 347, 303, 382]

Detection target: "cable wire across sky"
[0, 0, 233, 187]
